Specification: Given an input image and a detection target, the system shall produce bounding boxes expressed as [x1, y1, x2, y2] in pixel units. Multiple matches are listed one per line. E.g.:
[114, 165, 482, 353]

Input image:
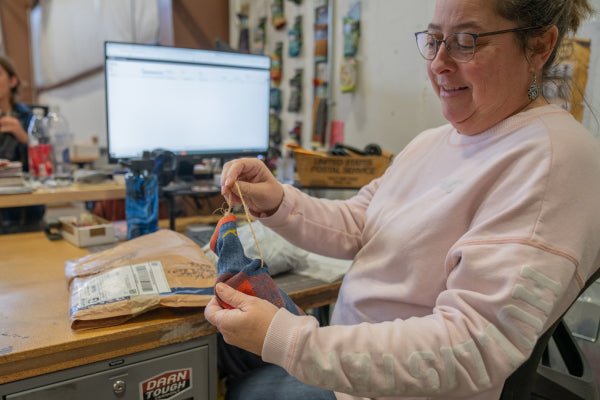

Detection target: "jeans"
[218, 334, 337, 400]
[225, 364, 338, 400]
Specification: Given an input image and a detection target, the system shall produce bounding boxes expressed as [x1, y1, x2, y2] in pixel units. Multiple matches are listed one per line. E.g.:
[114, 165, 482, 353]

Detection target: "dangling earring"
[528, 73, 540, 101]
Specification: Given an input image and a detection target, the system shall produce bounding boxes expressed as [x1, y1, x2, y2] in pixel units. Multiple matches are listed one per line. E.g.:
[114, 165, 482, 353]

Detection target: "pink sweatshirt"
[260, 105, 600, 400]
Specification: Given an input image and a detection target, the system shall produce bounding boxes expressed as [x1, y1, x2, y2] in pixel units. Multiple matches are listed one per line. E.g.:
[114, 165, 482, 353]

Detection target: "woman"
[0, 56, 31, 165]
[206, 0, 600, 399]
[0, 55, 43, 233]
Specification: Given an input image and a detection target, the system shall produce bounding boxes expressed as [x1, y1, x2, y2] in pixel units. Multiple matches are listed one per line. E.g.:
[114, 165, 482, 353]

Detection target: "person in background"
[205, 0, 600, 399]
[0, 55, 30, 165]
[0, 55, 44, 233]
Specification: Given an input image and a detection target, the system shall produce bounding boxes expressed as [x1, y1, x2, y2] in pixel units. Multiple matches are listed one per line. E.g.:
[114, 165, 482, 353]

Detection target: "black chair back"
[500, 266, 600, 399]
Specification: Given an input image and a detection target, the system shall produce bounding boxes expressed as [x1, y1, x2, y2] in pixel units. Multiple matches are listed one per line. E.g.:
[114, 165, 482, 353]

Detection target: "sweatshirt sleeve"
[262, 241, 583, 398]
[260, 111, 600, 397]
[259, 181, 379, 260]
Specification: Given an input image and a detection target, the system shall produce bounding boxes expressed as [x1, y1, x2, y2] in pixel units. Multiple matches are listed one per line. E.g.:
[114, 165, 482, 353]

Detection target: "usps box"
[59, 215, 115, 247]
[293, 150, 392, 188]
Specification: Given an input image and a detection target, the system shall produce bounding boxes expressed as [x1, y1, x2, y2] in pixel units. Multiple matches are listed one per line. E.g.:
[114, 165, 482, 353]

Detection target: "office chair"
[500, 267, 600, 400]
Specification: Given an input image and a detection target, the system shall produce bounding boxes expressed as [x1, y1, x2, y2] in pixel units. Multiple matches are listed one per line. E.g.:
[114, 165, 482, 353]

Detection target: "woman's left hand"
[205, 282, 279, 355]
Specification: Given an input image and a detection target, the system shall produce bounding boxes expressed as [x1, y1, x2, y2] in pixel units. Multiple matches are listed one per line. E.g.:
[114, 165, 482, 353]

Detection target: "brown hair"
[0, 55, 20, 106]
[495, 0, 595, 79]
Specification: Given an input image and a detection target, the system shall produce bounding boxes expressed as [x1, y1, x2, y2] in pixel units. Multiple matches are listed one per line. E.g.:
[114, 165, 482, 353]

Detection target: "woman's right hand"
[0, 114, 28, 144]
[220, 158, 284, 218]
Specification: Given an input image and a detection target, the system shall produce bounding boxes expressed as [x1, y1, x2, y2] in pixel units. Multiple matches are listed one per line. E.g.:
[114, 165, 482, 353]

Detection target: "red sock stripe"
[210, 214, 238, 252]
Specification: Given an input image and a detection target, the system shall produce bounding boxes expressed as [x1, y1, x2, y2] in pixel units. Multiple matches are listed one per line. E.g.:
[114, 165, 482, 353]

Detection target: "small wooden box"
[59, 215, 115, 247]
[294, 150, 392, 188]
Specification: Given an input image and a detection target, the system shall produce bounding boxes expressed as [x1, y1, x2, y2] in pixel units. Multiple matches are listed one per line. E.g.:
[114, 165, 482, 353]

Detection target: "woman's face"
[427, 0, 533, 135]
[0, 65, 17, 107]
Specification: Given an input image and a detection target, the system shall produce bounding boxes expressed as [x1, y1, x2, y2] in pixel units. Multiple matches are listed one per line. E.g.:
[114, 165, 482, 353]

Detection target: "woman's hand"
[0, 115, 28, 144]
[204, 283, 279, 355]
[221, 158, 284, 217]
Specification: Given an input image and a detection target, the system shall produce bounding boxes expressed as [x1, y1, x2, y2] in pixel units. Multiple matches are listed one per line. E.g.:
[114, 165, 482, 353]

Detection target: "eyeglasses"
[414, 26, 543, 63]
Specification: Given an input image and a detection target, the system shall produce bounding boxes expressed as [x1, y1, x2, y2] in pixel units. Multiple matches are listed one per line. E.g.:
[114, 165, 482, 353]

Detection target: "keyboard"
[163, 181, 220, 194]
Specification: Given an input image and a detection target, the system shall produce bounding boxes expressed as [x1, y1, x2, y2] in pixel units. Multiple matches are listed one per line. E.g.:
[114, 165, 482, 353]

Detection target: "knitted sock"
[210, 214, 304, 315]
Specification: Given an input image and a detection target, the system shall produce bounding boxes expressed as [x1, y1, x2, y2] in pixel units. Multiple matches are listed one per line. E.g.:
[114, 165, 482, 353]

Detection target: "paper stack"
[0, 159, 25, 187]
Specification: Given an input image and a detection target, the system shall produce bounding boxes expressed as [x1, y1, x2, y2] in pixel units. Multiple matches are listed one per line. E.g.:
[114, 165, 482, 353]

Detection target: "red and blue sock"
[210, 214, 304, 315]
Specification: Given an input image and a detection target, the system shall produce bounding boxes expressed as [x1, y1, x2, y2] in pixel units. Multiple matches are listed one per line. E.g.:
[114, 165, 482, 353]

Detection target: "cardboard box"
[60, 215, 115, 247]
[69, 144, 100, 163]
[293, 149, 392, 188]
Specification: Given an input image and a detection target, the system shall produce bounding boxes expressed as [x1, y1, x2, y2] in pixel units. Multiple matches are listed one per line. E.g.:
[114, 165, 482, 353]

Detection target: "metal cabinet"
[1, 335, 217, 400]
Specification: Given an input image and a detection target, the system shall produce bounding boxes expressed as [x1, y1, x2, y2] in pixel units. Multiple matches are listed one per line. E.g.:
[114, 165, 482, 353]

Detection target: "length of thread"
[235, 181, 264, 268]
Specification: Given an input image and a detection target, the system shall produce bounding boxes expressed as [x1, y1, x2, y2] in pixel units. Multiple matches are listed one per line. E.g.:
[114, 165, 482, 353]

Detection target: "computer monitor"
[104, 41, 271, 166]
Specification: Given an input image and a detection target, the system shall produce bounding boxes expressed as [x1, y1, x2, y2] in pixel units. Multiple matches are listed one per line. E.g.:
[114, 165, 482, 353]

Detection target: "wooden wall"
[172, 0, 229, 50]
[0, 0, 34, 103]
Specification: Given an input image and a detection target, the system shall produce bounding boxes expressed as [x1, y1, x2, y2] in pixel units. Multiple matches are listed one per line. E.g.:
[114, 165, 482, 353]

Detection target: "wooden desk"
[0, 231, 341, 385]
[0, 183, 125, 208]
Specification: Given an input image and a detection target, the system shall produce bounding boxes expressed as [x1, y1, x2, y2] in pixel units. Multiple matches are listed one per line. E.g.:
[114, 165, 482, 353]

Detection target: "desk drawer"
[4, 339, 214, 400]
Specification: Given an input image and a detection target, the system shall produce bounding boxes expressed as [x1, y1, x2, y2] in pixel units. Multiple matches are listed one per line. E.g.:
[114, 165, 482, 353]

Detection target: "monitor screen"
[104, 41, 271, 164]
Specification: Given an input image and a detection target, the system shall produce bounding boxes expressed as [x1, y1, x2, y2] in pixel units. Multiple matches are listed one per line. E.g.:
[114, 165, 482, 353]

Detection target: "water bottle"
[46, 106, 72, 177]
[125, 158, 158, 240]
[276, 147, 295, 185]
[27, 108, 53, 179]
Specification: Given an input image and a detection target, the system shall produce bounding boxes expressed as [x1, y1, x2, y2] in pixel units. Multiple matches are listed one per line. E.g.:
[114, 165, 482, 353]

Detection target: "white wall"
[229, 0, 319, 152]
[30, 0, 600, 155]
[330, 1, 444, 153]
[227, 0, 445, 154]
[579, 1, 600, 140]
[31, 0, 161, 148]
[231, 0, 600, 155]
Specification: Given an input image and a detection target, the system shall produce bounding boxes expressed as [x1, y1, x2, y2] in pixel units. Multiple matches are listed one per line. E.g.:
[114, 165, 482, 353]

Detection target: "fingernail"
[216, 283, 225, 294]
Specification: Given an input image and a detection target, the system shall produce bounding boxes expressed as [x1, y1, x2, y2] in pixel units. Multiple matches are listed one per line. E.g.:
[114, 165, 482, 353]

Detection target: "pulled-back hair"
[495, 0, 595, 79]
[0, 55, 20, 107]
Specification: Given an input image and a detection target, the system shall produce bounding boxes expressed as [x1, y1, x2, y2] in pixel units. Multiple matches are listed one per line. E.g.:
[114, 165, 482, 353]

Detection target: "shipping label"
[74, 261, 171, 311]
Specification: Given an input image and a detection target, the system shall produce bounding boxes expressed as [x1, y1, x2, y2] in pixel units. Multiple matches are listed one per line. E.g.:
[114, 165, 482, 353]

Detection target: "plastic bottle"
[125, 158, 158, 240]
[46, 106, 72, 177]
[276, 140, 296, 185]
[27, 108, 53, 179]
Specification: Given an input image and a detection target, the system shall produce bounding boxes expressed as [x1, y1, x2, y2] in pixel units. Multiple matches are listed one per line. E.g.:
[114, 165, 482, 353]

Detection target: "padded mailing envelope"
[65, 229, 216, 330]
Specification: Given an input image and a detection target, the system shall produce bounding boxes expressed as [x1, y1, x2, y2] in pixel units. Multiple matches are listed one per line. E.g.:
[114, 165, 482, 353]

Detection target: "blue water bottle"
[125, 158, 158, 240]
